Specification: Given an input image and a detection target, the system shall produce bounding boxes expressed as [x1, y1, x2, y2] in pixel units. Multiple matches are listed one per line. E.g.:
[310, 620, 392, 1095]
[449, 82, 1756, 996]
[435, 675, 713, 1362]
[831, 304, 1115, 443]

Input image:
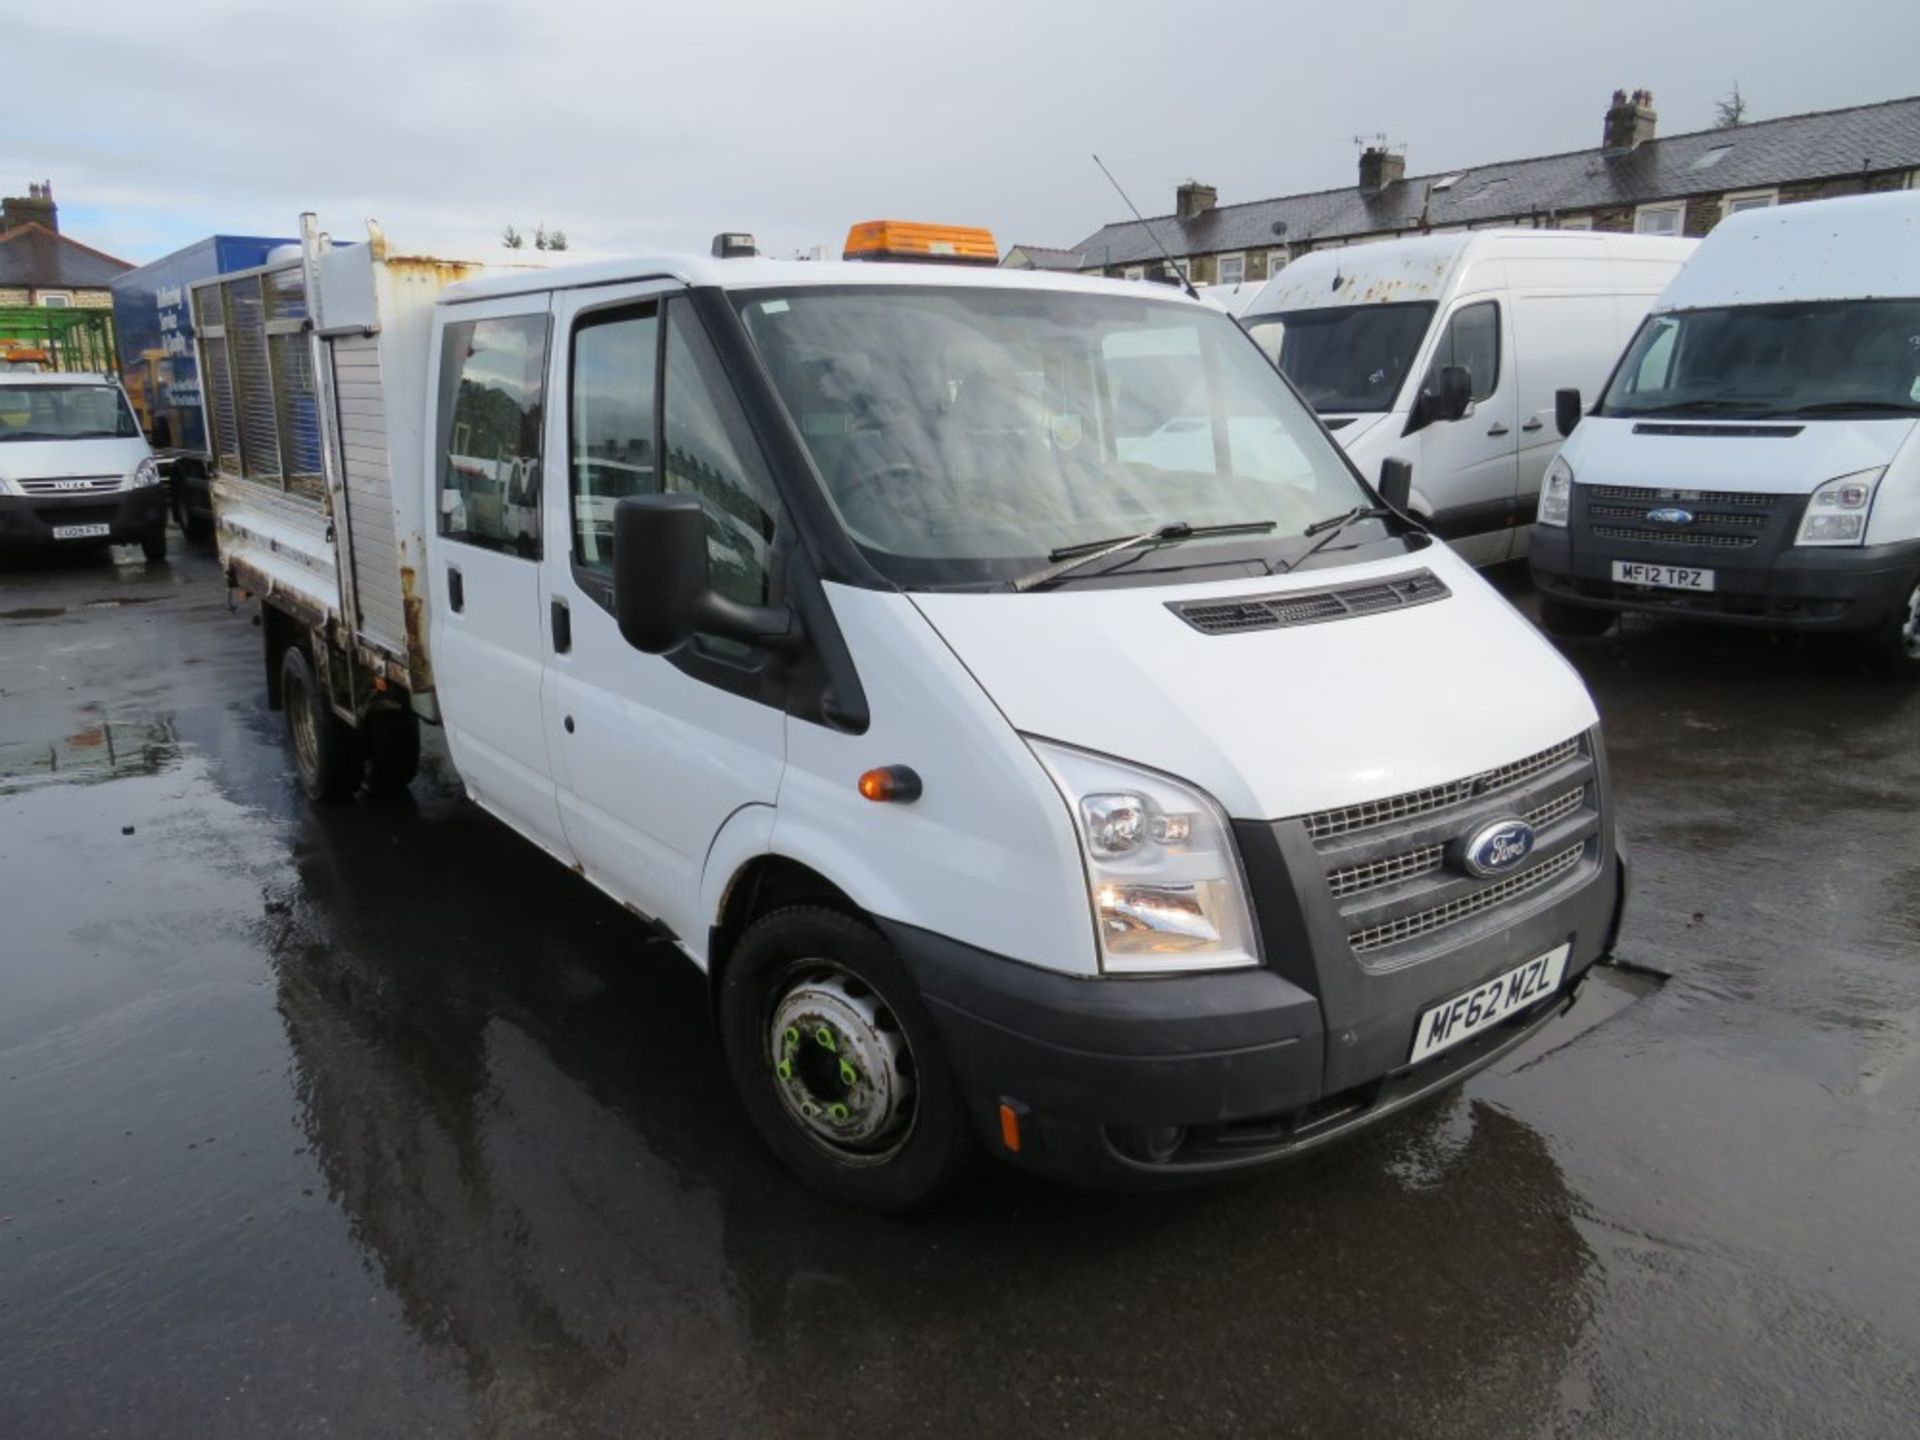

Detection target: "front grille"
[1324, 784, 1587, 898]
[1592, 525, 1757, 550]
[1171, 569, 1449, 636]
[16, 475, 121, 496]
[1587, 484, 1775, 508]
[1588, 503, 1767, 529]
[1348, 846, 1584, 953]
[1303, 737, 1580, 842]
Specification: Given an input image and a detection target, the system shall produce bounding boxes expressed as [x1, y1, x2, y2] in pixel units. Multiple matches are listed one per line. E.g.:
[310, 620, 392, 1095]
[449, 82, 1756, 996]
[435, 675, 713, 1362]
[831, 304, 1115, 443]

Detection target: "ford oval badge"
[1646, 507, 1694, 525]
[1462, 819, 1535, 878]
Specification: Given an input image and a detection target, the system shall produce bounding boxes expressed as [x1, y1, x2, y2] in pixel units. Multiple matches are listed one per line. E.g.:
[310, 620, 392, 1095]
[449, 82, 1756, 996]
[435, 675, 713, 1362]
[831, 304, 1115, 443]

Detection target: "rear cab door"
[425, 293, 573, 862]
[539, 282, 787, 947]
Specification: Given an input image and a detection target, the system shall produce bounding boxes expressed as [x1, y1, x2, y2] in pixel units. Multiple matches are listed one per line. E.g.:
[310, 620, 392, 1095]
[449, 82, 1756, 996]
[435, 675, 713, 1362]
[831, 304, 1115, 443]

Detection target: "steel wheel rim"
[287, 667, 320, 779]
[766, 960, 917, 1165]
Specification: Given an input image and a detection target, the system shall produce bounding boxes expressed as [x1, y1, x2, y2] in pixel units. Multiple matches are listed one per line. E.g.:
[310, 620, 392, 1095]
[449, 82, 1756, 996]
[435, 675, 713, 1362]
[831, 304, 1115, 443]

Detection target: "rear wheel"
[719, 906, 974, 1211]
[1860, 576, 1920, 682]
[362, 707, 421, 795]
[1538, 596, 1616, 639]
[280, 646, 363, 801]
[141, 525, 168, 565]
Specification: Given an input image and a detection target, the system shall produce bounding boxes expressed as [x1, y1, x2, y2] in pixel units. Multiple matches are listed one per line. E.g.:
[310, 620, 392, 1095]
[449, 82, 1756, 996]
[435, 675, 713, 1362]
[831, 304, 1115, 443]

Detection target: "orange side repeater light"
[857, 766, 923, 803]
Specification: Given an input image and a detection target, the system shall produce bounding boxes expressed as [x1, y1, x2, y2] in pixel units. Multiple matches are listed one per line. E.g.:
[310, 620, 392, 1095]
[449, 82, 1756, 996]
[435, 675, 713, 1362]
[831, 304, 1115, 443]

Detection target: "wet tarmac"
[2, 539, 1917, 1438]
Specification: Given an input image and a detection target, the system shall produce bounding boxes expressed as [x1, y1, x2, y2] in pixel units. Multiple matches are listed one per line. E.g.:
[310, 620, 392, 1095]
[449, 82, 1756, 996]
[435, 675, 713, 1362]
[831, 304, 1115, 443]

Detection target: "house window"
[39, 292, 73, 308]
[1217, 253, 1246, 287]
[1634, 202, 1685, 236]
[1722, 189, 1777, 217]
[1554, 214, 1594, 231]
[1268, 248, 1289, 273]
[1122, 266, 1146, 281]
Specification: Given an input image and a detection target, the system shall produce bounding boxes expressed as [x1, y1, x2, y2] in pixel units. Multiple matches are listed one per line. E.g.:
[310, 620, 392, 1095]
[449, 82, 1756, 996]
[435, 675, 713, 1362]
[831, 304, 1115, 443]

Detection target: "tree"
[1714, 84, 1749, 129]
[533, 224, 568, 252]
[501, 224, 524, 250]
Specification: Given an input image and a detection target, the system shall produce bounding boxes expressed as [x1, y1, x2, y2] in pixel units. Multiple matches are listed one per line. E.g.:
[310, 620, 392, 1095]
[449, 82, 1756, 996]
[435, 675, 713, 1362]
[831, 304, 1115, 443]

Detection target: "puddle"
[0, 714, 182, 792]
[0, 596, 162, 621]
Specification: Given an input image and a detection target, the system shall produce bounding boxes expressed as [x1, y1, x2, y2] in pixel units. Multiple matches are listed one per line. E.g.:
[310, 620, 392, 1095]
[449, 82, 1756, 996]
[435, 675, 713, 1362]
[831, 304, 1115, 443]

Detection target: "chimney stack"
[1175, 181, 1218, 221]
[2, 180, 57, 233]
[1359, 145, 1406, 193]
[1603, 89, 1657, 153]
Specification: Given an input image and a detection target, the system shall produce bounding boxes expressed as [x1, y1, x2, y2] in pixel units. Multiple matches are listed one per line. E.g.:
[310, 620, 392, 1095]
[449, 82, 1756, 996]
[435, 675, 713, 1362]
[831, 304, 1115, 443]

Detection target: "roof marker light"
[842, 220, 998, 265]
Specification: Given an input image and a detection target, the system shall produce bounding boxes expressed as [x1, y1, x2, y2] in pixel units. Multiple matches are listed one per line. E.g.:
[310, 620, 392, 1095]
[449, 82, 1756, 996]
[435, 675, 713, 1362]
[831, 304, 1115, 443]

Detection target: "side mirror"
[1555, 387, 1583, 438]
[612, 494, 795, 655]
[1377, 457, 1413, 514]
[1436, 364, 1473, 423]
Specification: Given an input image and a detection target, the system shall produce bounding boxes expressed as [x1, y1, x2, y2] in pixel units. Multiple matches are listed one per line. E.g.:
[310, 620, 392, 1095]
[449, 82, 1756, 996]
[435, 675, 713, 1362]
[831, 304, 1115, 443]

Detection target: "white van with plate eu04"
[0, 372, 167, 561]
[213, 216, 1626, 1209]
[1530, 191, 1920, 677]
[1241, 230, 1695, 566]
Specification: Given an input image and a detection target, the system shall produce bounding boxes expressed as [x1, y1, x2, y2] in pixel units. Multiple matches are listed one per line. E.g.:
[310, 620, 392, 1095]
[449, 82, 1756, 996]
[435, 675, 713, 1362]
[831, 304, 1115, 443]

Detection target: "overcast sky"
[9, 0, 1918, 266]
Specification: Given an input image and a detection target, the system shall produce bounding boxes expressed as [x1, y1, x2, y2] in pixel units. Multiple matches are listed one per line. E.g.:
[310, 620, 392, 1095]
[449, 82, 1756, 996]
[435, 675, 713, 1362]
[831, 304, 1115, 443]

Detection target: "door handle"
[1487, 422, 1511, 437]
[1521, 417, 1544, 432]
[447, 565, 464, 613]
[550, 597, 571, 654]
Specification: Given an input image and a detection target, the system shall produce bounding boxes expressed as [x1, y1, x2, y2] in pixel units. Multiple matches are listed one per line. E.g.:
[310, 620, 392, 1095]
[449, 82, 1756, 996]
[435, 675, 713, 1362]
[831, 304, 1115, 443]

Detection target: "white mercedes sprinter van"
[1241, 231, 1694, 565]
[209, 217, 1626, 1208]
[1530, 192, 1920, 677]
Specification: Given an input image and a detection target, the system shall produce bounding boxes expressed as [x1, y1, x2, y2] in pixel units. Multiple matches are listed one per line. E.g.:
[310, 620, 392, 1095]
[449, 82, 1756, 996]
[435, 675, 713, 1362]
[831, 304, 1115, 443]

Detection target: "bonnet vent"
[1170, 569, 1450, 635]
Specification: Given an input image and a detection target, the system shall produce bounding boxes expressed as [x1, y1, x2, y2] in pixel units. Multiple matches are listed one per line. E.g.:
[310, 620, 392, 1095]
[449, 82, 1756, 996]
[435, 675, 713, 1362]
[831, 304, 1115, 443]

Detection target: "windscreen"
[734, 285, 1369, 587]
[0, 383, 140, 442]
[1244, 302, 1437, 414]
[1599, 300, 1920, 419]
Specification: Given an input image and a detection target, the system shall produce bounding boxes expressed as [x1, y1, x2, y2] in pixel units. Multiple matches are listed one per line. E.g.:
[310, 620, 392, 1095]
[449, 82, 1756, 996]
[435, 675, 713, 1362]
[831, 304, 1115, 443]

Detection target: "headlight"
[129, 458, 161, 489]
[1537, 454, 1573, 527]
[1794, 468, 1883, 547]
[1028, 739, 1258, 974]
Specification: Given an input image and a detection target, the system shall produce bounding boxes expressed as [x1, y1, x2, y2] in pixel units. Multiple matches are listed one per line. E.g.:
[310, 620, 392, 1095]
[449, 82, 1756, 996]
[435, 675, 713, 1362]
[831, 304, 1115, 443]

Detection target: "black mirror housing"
[1437, 364, 1473, 423]
[1377, 457, 1413, 514]
[612, 494, 796, 655]
[1555, 387, 1583, 438]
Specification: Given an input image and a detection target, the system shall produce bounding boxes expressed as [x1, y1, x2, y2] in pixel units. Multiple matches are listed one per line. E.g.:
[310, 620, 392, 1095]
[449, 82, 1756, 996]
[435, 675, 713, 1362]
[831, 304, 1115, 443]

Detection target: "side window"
[437, 314, 548, 558]
[570, 304, 660, 576]
[662, 303, 779, 612]
[1626, 317, 1679, 394]
[1423, 301, 1500, 402]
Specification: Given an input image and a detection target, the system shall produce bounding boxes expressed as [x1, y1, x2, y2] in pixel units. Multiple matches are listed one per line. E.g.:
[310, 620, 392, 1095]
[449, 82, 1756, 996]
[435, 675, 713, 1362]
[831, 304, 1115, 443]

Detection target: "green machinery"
[0, 305, 119, 374]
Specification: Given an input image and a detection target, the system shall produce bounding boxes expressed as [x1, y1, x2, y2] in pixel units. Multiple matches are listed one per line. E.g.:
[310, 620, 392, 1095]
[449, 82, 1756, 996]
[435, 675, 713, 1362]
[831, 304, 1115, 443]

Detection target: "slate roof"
[1001, 243, 1088, 271]
[1071, 95, 1920, 269]
[0, 223, 133, 289]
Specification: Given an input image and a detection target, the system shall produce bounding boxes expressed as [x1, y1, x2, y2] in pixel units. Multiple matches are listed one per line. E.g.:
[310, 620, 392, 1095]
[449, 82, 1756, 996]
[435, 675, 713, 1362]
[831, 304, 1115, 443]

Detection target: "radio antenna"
[1092, 154, 1203, 302]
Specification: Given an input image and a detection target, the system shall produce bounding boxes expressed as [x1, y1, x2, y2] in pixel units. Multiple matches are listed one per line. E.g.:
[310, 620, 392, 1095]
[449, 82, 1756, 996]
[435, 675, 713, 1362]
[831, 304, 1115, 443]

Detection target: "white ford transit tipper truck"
[0, 371, 167, 561]
[1529, 192, 1920, 677]
[201, 215, 1625, 1208]
[1241, 231, 1695, 565]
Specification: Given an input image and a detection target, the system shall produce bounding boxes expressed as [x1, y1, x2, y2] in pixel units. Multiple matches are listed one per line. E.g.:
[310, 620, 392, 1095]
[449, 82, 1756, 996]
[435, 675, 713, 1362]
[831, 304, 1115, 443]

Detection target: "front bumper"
[0, 488, 164, 550]
[1531, 519, 1920, 634]
[885, 847, 1626, 1188]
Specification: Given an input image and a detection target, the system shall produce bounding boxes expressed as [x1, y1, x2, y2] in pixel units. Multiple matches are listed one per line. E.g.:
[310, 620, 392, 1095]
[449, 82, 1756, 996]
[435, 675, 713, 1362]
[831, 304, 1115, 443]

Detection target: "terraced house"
[1035, 91, 1920, 286]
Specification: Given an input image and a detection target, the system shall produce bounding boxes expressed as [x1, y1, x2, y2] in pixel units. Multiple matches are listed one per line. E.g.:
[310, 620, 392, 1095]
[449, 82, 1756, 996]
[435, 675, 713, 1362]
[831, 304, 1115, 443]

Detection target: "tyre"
[141, 525, 168, 564]
[1859, 576, 1920, 682]
[718, 906, 974, 1211]
[362, 707, 421, 795]
[1538, 596, 1616, 639]
[280, 645, 364, 802]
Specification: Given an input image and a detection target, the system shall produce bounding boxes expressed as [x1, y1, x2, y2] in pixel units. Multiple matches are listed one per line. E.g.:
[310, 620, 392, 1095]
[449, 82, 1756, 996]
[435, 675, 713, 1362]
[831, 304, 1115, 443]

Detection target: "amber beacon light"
[842, 220, 999, 265]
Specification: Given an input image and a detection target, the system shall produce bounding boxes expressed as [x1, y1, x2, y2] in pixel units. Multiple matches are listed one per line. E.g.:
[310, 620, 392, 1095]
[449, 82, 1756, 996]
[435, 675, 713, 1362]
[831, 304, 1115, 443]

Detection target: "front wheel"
[280, 645, 363, 801]
[1538, 596, 1616, 639]
[1859, 576, 1920, 682]
[719, 906, 974, 1211]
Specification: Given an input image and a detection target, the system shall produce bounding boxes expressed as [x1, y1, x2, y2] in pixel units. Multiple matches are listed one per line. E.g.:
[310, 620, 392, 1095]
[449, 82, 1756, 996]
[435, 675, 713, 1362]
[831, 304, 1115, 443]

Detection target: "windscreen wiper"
[1008, 520, 1277, 593]
[1277, 506, 1394, 574]
[1627, 399, 1772, 416]
[1785, 399, 1920, 416]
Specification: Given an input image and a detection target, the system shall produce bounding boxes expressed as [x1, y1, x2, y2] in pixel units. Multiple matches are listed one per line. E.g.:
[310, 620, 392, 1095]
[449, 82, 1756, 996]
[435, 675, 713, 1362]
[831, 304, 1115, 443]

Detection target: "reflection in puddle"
[0, 713, 181, 791]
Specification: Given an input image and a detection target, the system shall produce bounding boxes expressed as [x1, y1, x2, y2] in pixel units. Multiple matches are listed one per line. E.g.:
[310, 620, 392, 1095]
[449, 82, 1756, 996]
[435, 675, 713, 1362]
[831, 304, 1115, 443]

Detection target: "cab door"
[425, 297, 572, 861]
[1409, 297, 1519, 565]
[539, 285, 787, 946]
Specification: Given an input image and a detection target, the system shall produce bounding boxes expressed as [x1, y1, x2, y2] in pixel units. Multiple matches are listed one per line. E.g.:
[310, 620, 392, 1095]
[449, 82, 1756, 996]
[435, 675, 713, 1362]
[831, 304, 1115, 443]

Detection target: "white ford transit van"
[0, 372, 167, 561]
[1241, 231, 1694, 565]
[1530, 192, 1920, 677]
[203, 217, 1626, 1208]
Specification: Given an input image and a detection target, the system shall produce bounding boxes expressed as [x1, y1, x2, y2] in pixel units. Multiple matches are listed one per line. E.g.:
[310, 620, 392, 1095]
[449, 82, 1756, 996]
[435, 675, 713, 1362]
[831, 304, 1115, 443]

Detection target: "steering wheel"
[833, 460, 924, 525]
